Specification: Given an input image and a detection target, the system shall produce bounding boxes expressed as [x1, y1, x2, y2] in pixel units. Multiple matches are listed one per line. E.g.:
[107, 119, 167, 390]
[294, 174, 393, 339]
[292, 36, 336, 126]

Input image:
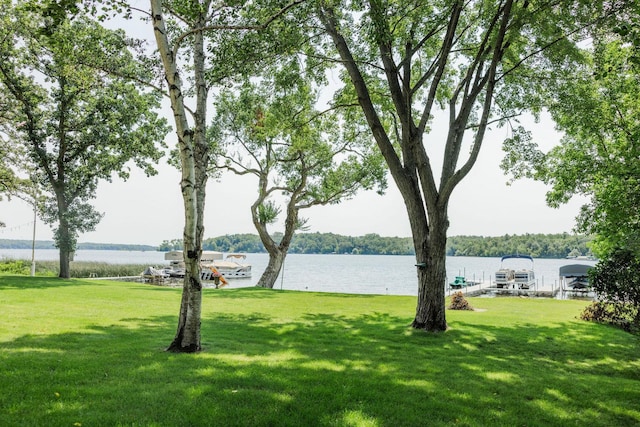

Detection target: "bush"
[449, 291, 473, 311]
[580, 301, 639, 333]
[586, 248, 640, 333]
[0, 259, 30, 275]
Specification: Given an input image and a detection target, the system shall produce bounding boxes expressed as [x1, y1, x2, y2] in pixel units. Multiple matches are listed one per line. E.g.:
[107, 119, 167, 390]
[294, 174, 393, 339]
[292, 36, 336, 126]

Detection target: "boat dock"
[445, 256, 597, 299]
[447, 280, 561, 298]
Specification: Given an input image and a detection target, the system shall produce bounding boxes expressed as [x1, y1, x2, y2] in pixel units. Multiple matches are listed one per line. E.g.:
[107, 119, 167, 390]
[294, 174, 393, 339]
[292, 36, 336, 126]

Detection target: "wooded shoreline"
[1, 232, 592, 259]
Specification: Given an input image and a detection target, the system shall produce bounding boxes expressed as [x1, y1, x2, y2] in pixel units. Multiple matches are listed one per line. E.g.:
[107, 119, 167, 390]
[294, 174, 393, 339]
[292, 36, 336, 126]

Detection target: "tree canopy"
[210, 57, 386, 288]
[502, 5, 640, 259]
[0, 142, 21, 229]
[308, 0, 616, 331]
[0, 1, 169, 277]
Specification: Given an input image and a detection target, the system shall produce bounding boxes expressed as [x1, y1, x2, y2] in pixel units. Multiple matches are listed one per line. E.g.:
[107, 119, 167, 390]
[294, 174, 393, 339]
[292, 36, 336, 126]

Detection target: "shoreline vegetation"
[0, 259, 150, 278]
[1, 232, 592, 259]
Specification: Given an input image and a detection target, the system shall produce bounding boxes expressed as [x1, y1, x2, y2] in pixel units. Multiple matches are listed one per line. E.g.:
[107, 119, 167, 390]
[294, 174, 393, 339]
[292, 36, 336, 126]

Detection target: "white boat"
[495, 255, 535, 289]
[203, 253, 252, 279]
[163, 251, 252, 279]
[495, 268, 515, 289]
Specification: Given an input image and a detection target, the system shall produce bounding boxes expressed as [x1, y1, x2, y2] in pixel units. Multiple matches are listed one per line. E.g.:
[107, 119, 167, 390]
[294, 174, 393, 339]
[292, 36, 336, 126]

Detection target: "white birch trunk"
[151, 0, 202, 352]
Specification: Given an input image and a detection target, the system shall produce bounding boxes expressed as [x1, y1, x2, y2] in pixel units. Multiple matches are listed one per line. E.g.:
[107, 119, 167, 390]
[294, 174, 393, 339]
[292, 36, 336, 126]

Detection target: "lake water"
[0, 248, 597, 297]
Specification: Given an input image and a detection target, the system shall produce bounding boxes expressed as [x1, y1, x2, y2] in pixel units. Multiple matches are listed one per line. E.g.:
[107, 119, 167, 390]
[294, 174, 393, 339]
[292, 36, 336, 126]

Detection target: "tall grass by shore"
[1, 275, 639, 426]
[0, 258, 153, 278]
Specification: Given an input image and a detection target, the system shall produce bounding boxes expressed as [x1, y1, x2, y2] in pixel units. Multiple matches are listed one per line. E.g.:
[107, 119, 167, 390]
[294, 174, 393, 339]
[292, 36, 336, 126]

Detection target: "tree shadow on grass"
[133, 285, 287, 300]
[203, 287, 381, 300]
[1, 308, 639, 426]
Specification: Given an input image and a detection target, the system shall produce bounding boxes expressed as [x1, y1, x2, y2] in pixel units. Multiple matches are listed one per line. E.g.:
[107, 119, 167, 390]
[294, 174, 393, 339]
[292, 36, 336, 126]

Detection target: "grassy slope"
[0, 276, 638, 427]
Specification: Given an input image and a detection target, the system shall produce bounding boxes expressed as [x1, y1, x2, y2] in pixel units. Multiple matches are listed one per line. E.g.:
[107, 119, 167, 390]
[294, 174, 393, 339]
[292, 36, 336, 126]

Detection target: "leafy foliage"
[0, 144, 20, 202]
[582, 248, 640, 333]
[211, 63, 386, 218]
[545, 38, 640, 257]
[0, 259, 151, 278]
[0, 2, 168, 276]
[580, 301, 638, 334]
[502, 6, 640, 259]
[257, 201, 281, 226]
[0, 259, 31, 275]
[209, 55, 386, 287]
[0, 87, 33, 222]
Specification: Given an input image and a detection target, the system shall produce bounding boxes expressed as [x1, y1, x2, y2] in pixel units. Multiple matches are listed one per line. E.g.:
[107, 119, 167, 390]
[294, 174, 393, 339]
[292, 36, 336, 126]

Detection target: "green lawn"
[0, 275, 638, 426]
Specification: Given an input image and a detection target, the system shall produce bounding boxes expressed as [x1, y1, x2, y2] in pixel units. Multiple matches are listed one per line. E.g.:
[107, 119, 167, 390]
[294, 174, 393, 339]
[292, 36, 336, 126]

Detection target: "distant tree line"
[75, 242, 157, 251]
[1, 234, 593, 258]
[158, 232, 593, 259]
[0, 239, 57, 249]
[446, 234, 593, 259]
[158, 233, 414, 255]
[0, 239, 156, 251]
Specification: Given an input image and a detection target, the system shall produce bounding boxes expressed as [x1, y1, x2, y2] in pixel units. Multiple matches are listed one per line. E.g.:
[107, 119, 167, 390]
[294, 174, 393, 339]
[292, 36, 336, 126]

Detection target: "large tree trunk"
[412, 212, 448, 331]
[252, 193, 298, 289]
[398, 171, 449, 332]
[58, 244, 70, 279]
[56, 196, 71, 279]
[257, 248, 286, 289]
[168, 259, 202, 352]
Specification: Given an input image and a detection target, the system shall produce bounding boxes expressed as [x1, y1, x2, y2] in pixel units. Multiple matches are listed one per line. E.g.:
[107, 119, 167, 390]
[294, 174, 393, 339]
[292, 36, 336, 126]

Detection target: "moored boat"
[162, 251, 252, 279]
[559, 264, 592, 291]
[203, 253, 252, 279]
[494, 255, 535, 289]
[495, 268, 515, 288]
[449, 276, 467, 289]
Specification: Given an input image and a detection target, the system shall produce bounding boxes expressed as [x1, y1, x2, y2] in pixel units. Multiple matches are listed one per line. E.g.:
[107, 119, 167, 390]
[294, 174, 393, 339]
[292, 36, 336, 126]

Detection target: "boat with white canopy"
[495, 255, 535, 289]
[163, 251, 251, 279]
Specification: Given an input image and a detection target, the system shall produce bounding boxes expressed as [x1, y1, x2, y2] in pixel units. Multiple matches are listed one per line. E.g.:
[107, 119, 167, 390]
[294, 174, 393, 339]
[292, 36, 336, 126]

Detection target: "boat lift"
[559, 264, 592, 292]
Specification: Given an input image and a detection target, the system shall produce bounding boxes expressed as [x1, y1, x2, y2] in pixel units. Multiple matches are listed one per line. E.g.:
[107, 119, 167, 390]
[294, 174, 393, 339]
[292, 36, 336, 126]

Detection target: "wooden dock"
[447, 281, 561, 298]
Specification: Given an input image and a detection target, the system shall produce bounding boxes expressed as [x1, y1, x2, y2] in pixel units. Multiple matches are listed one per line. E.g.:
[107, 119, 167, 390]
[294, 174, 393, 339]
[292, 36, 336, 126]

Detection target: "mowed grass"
[0, 276, 638, 427]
